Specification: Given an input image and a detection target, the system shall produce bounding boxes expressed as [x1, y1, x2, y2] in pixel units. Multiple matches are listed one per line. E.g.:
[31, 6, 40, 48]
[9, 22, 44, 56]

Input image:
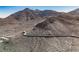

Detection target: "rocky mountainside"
[0, 8, 63, 37]
[69, 8, 79, 16]
[22, 14, 79, 52]
[0, 8, 79, 52]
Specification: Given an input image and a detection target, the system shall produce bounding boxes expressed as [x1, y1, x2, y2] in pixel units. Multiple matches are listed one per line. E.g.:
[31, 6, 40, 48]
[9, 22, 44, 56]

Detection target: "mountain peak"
[23, 8, 33, 12]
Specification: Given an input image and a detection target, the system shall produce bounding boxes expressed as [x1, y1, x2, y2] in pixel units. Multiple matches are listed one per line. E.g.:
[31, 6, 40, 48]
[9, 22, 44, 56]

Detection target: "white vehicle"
[22, 31, 27, 36]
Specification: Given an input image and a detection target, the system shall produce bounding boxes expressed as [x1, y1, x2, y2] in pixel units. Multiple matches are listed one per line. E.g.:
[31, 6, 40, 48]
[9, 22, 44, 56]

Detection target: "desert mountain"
[0, 8, 63, 37]
[3, 8, 64, 26]
[0, 8, 79, 51]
